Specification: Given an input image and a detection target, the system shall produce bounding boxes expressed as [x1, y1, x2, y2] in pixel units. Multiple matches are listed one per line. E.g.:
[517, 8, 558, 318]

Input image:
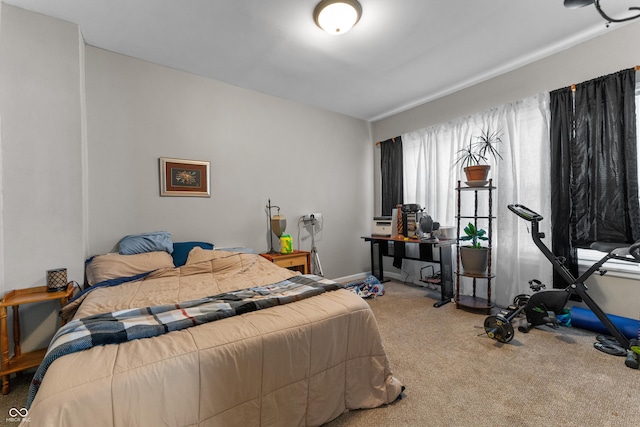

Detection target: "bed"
[24, 245, 403, 426]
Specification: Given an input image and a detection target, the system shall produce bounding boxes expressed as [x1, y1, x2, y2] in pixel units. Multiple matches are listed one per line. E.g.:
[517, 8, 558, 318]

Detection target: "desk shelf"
[362, 236, 454, 308]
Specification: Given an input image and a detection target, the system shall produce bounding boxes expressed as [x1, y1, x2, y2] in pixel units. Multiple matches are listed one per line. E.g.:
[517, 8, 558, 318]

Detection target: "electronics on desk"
[406, 213, 418, 238]
[372, 216, 392, 237]
[402, 204, 422, 238]
[417, 214, 440, 242]
[401, 204, 421, 212]
[436, 226, 456, 240]
[391, 209, 398, 236]
[386, 204, 445, 240]
[387, 204, 422, 238]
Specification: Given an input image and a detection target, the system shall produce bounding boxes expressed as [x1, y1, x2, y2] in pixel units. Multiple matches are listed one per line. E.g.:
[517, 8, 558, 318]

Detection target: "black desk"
[362, 236, 454, 307]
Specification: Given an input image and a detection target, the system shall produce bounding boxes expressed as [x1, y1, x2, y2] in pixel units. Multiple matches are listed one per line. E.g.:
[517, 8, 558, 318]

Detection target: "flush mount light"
[313, 0, 362, 35]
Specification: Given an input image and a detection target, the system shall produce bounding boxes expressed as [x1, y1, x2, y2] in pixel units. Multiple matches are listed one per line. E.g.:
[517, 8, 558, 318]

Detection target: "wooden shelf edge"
[455, 272, 496, 279]
[455, 295, 493, 310]
[1, 348, 46, 376]
[456, 186, 496, 192]
[1, 284, 74, 307]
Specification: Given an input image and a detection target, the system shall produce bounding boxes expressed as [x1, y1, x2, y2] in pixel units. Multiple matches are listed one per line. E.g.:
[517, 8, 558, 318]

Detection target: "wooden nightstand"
[260, 250, 311, 274]
[0, 284, 74, 395]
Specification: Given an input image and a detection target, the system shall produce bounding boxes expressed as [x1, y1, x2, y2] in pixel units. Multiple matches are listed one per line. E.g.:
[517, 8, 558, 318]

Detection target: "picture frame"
[159, 157, 211, 197]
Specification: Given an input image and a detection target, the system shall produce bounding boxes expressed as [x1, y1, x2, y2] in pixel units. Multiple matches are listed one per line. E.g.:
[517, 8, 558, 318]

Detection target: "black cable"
[595, 0, 640, 24]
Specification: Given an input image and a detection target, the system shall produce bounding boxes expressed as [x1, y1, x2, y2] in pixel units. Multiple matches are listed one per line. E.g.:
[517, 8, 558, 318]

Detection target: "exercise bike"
[485, 204, 640, 368]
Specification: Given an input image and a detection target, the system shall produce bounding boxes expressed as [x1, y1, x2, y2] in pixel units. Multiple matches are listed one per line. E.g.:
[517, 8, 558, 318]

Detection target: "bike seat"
[591, 241, 635, 256]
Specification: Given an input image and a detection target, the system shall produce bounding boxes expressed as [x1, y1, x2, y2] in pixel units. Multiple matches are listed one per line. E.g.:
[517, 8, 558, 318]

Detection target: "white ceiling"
[3, 0, 636, 121]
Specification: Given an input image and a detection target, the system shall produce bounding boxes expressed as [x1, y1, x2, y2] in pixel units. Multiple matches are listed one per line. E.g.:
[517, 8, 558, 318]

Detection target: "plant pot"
[463, 165, 490, 183]
[459, 246, 489, 275]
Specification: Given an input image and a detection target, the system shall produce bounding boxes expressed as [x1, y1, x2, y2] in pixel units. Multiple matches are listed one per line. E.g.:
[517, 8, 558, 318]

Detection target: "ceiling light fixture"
[564, 0, 640, 25]
[313, 0, 362, 35]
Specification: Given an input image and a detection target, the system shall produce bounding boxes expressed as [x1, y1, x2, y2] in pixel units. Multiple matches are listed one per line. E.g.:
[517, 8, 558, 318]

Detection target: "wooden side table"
[260, 250, 311, 274]
[0, 284, 74, 394]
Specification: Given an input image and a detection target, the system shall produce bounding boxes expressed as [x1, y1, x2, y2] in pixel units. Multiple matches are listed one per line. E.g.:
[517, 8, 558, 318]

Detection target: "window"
[401, 93, 552, 307]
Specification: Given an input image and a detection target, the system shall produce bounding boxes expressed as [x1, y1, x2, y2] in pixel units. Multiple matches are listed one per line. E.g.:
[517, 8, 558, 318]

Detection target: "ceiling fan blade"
[564, 0, 594, 8]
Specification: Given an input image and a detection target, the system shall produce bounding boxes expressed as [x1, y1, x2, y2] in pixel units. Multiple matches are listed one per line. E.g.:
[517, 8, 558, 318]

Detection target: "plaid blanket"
[27, 274, 340, 408]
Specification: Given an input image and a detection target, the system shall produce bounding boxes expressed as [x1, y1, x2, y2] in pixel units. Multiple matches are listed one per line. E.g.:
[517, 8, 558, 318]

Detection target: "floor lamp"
[309, 218, 323, 276]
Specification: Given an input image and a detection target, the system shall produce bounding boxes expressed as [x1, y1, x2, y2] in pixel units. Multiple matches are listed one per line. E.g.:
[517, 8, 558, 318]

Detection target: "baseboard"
[378, 271, 405, 282]
[331, 271, 407, 284]
[331, 272, 368, 284]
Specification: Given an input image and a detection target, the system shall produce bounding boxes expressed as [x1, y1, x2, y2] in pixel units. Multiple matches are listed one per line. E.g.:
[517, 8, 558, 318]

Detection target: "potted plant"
[459, 222, 489, 275]
[454, 128, 503, 184]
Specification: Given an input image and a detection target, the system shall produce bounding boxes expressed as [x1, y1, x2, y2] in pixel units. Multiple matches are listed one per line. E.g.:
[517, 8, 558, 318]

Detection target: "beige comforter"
[25, 250, 403, 426]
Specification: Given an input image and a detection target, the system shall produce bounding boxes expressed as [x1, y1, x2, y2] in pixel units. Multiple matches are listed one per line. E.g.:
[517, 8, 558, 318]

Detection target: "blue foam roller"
[570, 306, 640, 340]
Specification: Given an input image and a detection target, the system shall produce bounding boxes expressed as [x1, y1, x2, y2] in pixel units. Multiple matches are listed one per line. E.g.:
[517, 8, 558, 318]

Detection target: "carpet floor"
[325, 281, 639, 427]
[1, 281, 638, 426]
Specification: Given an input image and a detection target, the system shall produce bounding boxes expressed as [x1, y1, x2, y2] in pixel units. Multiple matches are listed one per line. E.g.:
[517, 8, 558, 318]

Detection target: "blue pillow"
[172, 241, 214, 267]
[118, 231, 174, 255]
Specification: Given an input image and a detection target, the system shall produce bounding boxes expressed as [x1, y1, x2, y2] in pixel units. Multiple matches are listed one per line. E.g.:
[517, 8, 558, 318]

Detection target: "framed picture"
[159, 157, 211, 197]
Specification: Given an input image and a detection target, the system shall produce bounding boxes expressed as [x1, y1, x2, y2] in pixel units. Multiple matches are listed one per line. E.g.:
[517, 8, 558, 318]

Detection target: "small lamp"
[266, 199, 287, 254]
[271, 214, 287, 239]
[313, 0, 362, 35]
[47, 268, 68, 292]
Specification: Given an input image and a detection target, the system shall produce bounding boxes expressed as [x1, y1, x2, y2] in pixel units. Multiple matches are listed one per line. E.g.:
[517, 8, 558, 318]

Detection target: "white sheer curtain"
[402, 92, 553, 307]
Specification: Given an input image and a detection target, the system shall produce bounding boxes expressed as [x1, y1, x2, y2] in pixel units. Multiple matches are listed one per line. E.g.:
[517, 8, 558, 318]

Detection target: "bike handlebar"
[630, 241, 640, 260]
[507, 204, 544, 222]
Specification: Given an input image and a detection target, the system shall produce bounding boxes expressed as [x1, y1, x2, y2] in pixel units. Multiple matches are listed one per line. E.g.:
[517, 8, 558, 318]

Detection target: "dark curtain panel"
[549, 68, 640, 288]
[380, 137, 403, 216]
[550, 87, 579, 287]
[572, 69, 640, 246]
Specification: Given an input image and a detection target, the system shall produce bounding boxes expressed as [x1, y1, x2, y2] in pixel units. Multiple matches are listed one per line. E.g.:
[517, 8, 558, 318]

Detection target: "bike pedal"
[625, 351, 639, 369]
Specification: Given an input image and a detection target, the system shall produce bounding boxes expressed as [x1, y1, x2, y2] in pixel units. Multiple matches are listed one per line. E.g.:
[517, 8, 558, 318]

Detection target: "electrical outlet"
[302, 213, 322, 222]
